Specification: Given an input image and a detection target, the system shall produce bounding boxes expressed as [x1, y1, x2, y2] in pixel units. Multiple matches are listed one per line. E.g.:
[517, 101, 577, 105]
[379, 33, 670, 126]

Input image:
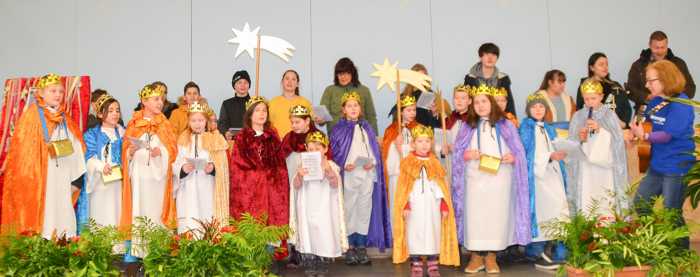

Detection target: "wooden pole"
[396, 69, 402, 159]
[438, 88, 451, 185]
[254, 35, 261, 97]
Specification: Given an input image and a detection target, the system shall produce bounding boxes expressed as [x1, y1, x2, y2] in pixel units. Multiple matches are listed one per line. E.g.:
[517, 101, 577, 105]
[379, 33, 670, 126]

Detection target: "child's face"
[495, 95, 508, 112]
[40, 84, 64, 108]
[188, 112, 207, 133]
[583, 93, 603, 109]
[102, 102, 121, 126]
[529, 103, 546, 121]
[208, 114, 218, 132]
[142, 95, 164, 115]
[184, 88, 200, 105]
[234, 80, 250, 95]
[473, 95, 492, 117]
[342, 100, 361, 120]
[305, 141, 328, 156]
[453, 90, 471, 113]
[412, 137, 433, 155]
[290, 117, 310, 134]
[402, 104, 417, 123]
[251, 103, 268, 126]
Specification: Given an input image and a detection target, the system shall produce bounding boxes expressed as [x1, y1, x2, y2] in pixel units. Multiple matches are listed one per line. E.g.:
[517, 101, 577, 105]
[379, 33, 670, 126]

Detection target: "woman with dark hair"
[269, 70, 313, 137]
[319, 57, 378, 134]
[534, 70, 575, 130]
[575, 53, 632, 127]
[464, 43, 516, 115]
[630, 60, 695, 249]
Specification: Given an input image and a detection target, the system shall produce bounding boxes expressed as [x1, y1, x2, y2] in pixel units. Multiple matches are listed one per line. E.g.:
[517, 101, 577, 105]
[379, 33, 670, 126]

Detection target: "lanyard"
[103, 127, 121, 162]
[477, 119, 502, 157]
[38, 107, 67, 143]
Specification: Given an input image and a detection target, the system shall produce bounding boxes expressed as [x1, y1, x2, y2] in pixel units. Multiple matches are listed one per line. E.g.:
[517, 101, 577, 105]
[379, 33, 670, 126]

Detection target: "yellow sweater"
[268, 95, 312, 137]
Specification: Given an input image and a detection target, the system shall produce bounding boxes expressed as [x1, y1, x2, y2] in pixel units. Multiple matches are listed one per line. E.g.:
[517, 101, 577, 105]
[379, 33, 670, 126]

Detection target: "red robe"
[280, 124, 332, 160]
[229, 127, 289, 226]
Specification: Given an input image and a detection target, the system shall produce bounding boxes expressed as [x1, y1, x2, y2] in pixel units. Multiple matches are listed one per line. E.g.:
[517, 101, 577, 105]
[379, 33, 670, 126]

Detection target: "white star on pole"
[227, 22, 296, 62]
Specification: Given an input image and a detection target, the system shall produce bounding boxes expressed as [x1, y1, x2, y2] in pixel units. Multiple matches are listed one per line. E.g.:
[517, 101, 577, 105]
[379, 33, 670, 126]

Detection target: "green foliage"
[134, 213, 289, 277]
[0, 220, 123, 276]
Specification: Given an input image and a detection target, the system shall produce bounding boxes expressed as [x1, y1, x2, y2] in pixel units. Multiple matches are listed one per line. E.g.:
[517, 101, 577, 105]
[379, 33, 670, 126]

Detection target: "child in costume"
[493, 87, 519, 128]
[452, 84, 530, 274]
[392, 125, 459, 277]
[519, 93, 569, 270]
[173, 102, 229, 234]
[1, 73, 87, 238]
[568, 79, 628, 215]
[290, 131, 348, 276]
[330, 91, 392, 265]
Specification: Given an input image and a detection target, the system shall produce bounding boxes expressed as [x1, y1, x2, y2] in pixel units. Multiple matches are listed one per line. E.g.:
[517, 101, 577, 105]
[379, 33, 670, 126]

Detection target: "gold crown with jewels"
[245, 96, 267, 110]
[400, 95, 417, 108]
[492, 87, 508, 98]
[188, 101, 209, 114]
[526, 92, 547, 103]
[469, 84, 497, 97]
[138, 84, 164, 99]
[305, 130, 329, 147]
[36, 73, 62, 89]
[341, 91, 362, 105]
[289, 105, 310, 117]
[94, 93, 115, 112]
[580, 78, 603, 95]
[411, 124, 434, 139]
[454, 84, 472, 94]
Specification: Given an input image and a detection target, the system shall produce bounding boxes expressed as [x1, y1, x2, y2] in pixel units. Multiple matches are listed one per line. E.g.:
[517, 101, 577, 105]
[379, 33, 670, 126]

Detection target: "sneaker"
[534, 253, 562, 271]
[356, 247, 372, 265]
[344, 248, 359, 266]
[464, 254, 485, 274]
[410, 261, 424, 277]
[427, 260, 441, 277]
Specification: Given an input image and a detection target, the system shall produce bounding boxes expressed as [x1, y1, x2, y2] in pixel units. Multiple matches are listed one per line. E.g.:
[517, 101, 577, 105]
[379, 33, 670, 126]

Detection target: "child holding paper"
[173, 102, 229, 234]
[330, 91, 391, 265]
[290, 131, 347, 276]
[392, 125, 459, 277]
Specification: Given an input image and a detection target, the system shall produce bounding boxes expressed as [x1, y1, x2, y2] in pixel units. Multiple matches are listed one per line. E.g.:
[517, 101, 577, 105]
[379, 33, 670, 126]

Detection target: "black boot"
[344, 248, 359, 266]
[302, 254, 317, 276]
[356, 247, 372, 265]
[287, 245, 301, 269]
[316, 257, 329, 277]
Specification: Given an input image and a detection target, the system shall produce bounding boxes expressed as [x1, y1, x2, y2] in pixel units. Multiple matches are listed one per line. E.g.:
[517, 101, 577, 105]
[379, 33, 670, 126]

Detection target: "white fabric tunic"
[406, 162, 444, 255]
[292, 162, 348, 258]
[386, 127, 412, 228]
[42, 123, 86, 239]
[128, 128, 170, 227]
[85, 126, 125, 227]
[532, 124, 569, 242]
[173, 134, 215, 234]
[464, 120, 515, 251]
[579, 128, 615, 216]
[343, 124, 377, 235]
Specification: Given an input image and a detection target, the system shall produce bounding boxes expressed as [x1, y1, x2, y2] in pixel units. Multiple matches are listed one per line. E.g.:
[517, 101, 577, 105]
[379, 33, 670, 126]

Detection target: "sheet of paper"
[312, 105, 334, 122]
[552, 138, 586, 161]
[353, 156, 373, 168]
[301, 151, 323, 181]
[187, 158, 209, 171]
[127, 136, 148, 150]
[416, 91, 436, 110]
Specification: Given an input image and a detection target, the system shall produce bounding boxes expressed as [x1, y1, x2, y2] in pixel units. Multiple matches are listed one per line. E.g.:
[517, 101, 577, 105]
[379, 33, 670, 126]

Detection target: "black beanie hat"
[231, 70, 251, 88]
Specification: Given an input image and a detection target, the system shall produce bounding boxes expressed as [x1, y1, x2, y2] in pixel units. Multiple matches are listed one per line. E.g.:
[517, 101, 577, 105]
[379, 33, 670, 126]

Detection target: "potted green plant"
[546, 198, 699, 277]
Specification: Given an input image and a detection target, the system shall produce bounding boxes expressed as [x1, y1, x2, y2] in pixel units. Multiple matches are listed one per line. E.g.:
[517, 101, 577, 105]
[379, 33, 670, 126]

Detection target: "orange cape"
[1, 103, 85, 234]
[380, 121, 418, 189]
[119, 110, 177, 232]
[392, 153, 459, 266]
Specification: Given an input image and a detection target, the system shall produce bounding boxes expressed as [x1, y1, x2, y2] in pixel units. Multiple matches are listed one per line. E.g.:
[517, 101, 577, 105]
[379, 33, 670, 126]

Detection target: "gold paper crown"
[454, 84, 472, 94]
[245, 96, 267, 110]
[400, 95, 417, 108]
[138, 84, 164, 99]
[580, 79, 603, 95]
[305, 131, 329, 147]
[36, 73, 62, 89]
[526, 92, 547, 103]
[469, 84, 497, 97]
[411, 124, 434, 139]
[289, 105, 310, 117]
[188, 101, 209, 114]
[153, 84, 166, 95]
[341, 91, 362, 105]
[94, 93, 114, 112]
[492, 87, 508, 98]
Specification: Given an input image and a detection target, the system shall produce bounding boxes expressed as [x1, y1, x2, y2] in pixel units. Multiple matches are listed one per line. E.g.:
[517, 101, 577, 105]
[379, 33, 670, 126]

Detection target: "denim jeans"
[347, 233, 368, 248]
[525, 241, 567, 262]
[633, 168, 689, 249]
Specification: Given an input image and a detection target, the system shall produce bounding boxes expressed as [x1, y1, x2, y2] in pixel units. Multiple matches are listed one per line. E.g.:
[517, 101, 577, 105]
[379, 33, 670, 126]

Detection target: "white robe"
[173, 134, 215, 234]
[286, 151, 302, 239]
[292, 162, 348, 258]
[406, 163, 444, 255]
[386, 127, 412, 227]
[532, 125, 569, 242]
[42, 124, 86, 239]
[85, 126, 125, 227]
[464, 121, 515, 251]
[128, 130, 170, 226]
[434, 120, 463, 178]
[344, 124, 377, 235]
[579, 128, 615, 215]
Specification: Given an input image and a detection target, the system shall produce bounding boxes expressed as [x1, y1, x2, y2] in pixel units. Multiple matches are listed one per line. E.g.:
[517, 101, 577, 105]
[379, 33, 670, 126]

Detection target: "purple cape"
[451, 119, 531, 246]
[330, 118, 392, 251]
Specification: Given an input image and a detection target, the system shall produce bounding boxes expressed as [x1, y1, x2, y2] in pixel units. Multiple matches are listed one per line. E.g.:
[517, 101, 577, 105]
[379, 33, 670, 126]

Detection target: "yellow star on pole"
[370, 58, 399, 92]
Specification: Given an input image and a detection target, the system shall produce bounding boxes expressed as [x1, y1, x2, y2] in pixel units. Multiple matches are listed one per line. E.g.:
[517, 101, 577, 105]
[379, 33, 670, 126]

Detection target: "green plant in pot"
[545, 197, 700, 277]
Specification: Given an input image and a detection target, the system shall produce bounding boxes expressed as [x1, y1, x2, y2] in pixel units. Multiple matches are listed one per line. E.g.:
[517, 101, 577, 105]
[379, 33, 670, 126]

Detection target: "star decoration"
[227, 22, 261, 59]
[370, 58, 399, 92]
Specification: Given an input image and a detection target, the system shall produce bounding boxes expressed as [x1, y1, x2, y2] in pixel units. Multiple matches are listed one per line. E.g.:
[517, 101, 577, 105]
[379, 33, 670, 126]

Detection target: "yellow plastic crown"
[188, 101, 209, 114]
[411, 124, 434, 139]
[305, 130, 329, 147]
[454, 84, 472, 94]
[245, 96, 267, 110]
[527, 92, 547, 103]
[289, 105, 310, 117]
[94, 93, 114, 112]
[400, 95, 417, 108]
[580, 79, 603, 95]
[492, 87, 508, 98]
[139, 84, 164, 99]
[36, 73, 62, 89]
[341, 91, 362, 105]
[469, 84, 497, 97]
